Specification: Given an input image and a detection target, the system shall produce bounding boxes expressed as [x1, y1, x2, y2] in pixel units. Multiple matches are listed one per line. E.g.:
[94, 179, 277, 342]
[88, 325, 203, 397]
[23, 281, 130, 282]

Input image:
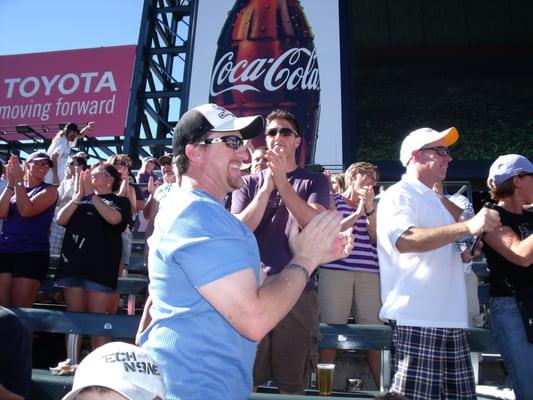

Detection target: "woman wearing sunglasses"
[54, 163, 131, 350]
[0, 152, 58, 307]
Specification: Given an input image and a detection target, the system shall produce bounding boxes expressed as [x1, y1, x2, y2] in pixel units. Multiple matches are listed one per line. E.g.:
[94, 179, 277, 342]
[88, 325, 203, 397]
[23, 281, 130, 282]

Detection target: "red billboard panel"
[0, 45, 136, 141]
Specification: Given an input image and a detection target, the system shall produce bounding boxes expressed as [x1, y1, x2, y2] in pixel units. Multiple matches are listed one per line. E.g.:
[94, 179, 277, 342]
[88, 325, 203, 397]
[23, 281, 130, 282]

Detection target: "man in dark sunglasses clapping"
[231, 109, 331, 395]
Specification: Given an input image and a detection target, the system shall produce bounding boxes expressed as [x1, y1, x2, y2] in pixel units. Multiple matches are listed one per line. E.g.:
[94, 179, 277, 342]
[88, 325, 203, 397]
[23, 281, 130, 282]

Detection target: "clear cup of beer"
[316, 363, 335, 396]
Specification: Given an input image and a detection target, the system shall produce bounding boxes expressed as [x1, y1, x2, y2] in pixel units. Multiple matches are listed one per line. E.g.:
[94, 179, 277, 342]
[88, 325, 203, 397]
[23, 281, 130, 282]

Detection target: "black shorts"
[0, 252, 50, 281]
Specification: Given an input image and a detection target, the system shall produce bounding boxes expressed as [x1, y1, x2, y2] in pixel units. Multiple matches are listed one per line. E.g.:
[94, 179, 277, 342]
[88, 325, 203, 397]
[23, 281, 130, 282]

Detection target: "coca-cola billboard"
[189, 0, 342, 166]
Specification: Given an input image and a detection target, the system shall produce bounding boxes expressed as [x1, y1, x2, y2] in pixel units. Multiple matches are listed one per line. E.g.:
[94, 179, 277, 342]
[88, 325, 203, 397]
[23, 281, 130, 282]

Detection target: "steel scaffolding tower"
[122, 0, 197, 167]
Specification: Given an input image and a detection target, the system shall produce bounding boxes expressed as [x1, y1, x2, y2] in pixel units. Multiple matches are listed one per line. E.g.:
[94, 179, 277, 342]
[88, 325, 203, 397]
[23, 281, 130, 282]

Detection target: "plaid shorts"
[390, 324, 476, 400]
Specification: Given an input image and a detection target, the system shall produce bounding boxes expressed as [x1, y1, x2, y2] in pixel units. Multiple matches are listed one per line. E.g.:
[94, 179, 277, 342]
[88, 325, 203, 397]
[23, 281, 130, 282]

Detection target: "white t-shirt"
[377, 174, 468, 328]
[45, 136, 77, 184]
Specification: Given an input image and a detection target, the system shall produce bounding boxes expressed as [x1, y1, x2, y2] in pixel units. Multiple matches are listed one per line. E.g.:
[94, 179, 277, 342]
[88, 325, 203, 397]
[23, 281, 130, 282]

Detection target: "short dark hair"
[62, 122, 79, 135]
[174, 130, 211, 176]
[70, 156, 88, 170]
[91, 162, 122, 192]
[265, 109, 300, 136]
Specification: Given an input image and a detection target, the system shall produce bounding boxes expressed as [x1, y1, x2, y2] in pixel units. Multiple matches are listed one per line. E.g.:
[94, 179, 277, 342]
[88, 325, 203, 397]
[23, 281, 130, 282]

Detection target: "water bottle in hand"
[456, 205, 475, 252]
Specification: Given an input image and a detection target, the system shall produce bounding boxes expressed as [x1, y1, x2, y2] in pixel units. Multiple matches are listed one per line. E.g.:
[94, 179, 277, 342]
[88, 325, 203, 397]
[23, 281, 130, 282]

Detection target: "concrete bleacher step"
[257, 385, 378, 398]
[30, 369, 73, 400]
[28, 364, 511, 399]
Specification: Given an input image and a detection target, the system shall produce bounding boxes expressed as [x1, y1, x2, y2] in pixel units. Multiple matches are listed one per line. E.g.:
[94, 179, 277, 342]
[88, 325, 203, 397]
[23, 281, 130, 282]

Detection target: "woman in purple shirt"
[136, 156, 159, 198]
[0, 152, 58, 307]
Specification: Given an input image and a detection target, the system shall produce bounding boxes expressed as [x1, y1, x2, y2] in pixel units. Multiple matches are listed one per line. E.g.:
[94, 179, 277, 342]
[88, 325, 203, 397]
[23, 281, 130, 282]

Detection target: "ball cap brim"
[26, 151, 54, 168]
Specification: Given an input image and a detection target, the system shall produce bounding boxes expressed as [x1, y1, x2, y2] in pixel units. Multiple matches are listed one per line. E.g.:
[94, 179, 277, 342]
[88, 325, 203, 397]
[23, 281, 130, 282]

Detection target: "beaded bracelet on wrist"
[285, 263, 310, 282]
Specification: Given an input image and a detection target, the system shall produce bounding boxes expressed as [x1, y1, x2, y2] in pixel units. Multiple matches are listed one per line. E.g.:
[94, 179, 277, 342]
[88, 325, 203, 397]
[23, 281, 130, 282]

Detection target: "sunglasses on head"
[198, 135, 244, 150]
[266, 127, 297, 137]
[90, 169, 112, 177]
[419, 146, 451, 157]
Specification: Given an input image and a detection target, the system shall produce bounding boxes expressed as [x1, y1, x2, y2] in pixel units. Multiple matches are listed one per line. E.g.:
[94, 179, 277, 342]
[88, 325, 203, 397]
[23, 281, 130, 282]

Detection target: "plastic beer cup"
[317, 363, 335, 395]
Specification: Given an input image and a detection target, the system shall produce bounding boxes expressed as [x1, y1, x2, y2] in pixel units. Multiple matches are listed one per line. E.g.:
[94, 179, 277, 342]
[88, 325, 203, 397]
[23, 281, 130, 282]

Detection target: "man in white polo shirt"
[376, 127, 501, 400]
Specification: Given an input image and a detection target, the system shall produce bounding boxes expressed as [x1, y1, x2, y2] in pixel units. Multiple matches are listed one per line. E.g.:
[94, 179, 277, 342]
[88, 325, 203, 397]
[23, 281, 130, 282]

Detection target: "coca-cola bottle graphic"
[209, 0, 320, 165]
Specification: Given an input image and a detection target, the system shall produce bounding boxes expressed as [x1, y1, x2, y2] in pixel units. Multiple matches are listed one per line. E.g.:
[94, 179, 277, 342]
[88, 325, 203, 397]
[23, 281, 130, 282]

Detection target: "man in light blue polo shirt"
[139, 104, 352, 400]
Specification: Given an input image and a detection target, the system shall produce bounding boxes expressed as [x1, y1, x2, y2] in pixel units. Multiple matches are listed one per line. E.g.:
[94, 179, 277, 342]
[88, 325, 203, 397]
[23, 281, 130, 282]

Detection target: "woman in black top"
[483, 154, 533, 399]
[55, 162, 131, 350]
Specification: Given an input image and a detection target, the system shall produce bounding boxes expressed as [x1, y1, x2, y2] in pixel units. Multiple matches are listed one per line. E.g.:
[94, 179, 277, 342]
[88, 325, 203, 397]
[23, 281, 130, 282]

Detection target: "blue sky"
[0, 0, 143, 56]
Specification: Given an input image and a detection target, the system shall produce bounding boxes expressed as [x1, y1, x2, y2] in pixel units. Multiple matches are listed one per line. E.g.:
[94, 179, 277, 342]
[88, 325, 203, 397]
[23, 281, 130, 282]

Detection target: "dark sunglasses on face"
[198, 135, 244, 150]
[266, 127, 297, 137]
[419, 146, 451, 157]
[113, 160, 128, 167]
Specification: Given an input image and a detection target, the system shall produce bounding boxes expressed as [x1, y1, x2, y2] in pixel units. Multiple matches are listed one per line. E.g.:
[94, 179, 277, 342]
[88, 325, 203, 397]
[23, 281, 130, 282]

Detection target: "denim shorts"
[55, 277, 114, 294]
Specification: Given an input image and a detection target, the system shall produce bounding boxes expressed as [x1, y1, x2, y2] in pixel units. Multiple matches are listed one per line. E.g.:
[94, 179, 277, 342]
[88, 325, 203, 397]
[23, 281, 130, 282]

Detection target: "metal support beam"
[123, 0, 197, 166]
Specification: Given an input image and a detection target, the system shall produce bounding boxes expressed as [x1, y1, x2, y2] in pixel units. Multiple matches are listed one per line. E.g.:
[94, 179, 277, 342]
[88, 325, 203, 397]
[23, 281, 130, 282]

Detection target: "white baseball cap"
[62, 342, 166, 400]
[399, 127, 459, 166]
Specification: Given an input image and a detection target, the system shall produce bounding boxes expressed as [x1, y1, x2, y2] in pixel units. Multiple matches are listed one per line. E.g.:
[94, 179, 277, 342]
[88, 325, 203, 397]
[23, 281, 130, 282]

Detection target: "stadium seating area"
[18, 230, 505, 399]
